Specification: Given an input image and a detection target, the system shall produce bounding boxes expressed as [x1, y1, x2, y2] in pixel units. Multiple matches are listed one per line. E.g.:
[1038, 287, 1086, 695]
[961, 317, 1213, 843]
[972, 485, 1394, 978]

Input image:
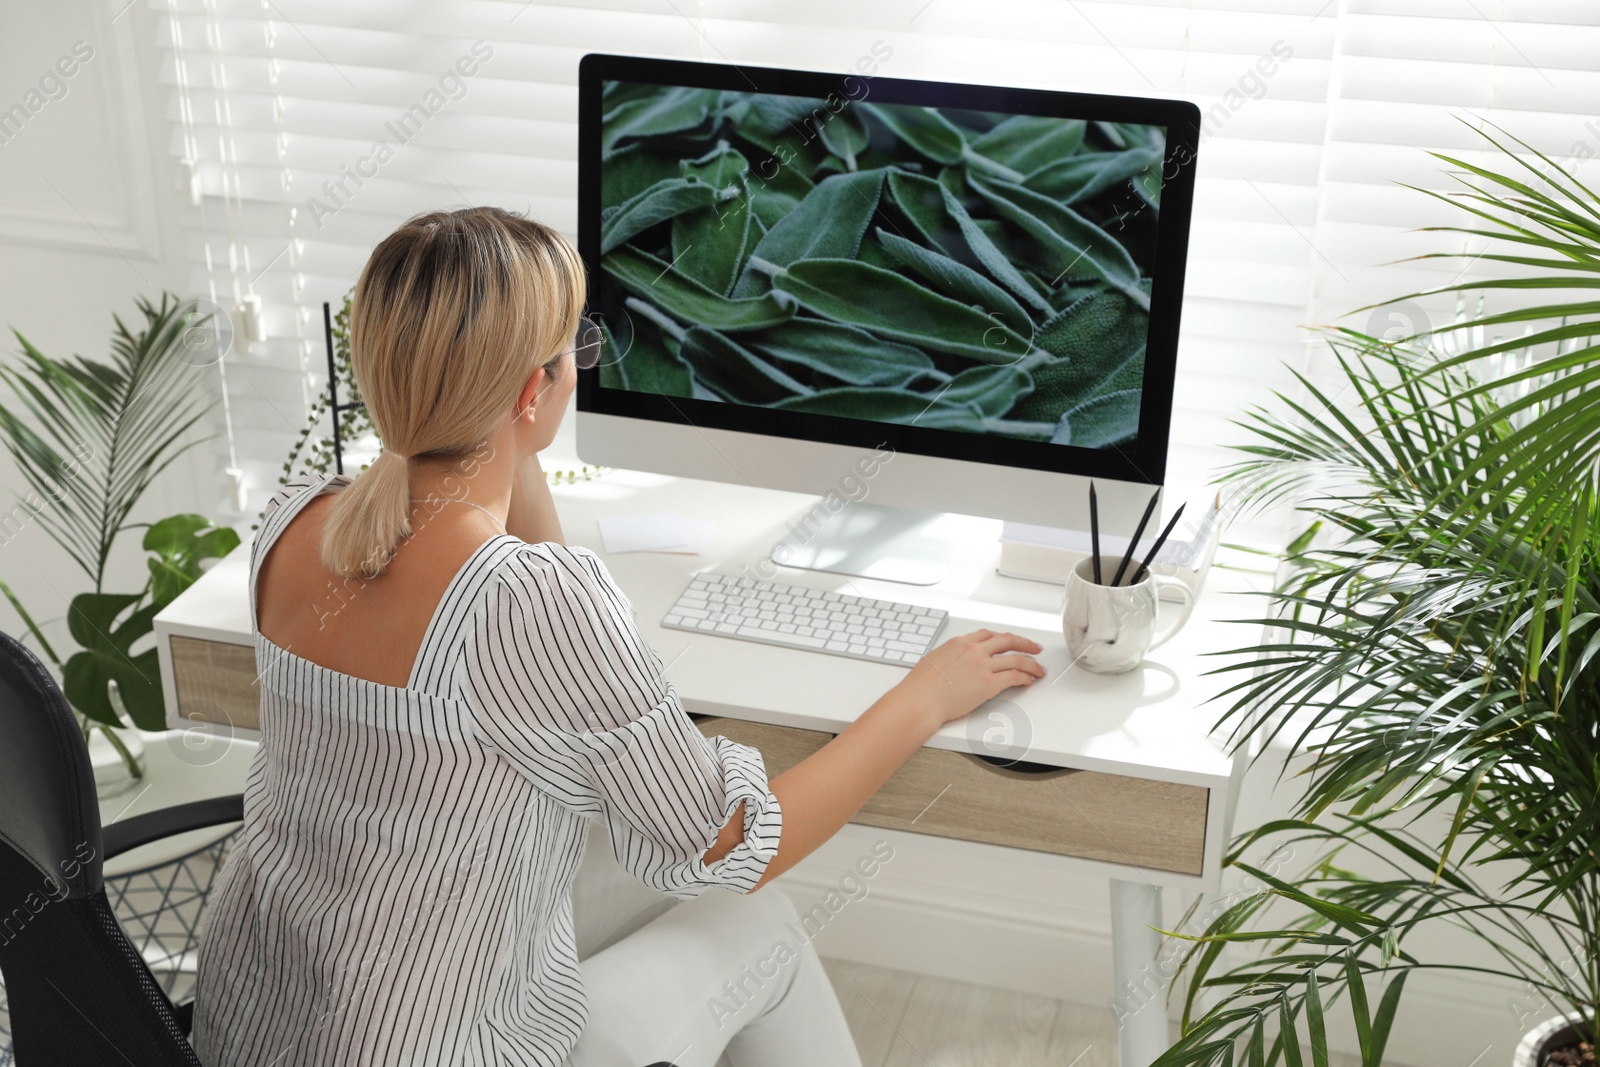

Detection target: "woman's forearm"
[701, 631, 1046, 886]
[747, 690, 936, 890]
[506, 454, 564, 545]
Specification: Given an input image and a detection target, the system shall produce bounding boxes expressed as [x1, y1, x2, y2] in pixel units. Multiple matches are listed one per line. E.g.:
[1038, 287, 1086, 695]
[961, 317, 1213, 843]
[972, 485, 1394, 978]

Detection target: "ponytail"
[320, 449, 414, 580]
[317, 206, 586, 580]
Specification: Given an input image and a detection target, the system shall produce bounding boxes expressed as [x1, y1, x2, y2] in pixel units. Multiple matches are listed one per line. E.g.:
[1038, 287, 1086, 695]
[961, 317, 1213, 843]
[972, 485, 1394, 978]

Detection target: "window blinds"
[150, 0, 1594, 542]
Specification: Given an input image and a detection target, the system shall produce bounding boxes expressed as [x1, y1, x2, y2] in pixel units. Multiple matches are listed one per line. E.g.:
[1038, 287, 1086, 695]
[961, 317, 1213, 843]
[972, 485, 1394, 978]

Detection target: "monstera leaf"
[54, 513, 240, 730]
[63, 592, 163, 729]
[144, 513, 240, 608]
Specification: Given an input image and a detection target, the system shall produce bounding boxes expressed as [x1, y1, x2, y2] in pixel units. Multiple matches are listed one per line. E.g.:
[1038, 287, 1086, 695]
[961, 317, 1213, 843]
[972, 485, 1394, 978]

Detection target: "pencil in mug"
[1109, 488, 1161, 586]
[1130, 502, 1188, 586]
[1089, 481, 1102, 585]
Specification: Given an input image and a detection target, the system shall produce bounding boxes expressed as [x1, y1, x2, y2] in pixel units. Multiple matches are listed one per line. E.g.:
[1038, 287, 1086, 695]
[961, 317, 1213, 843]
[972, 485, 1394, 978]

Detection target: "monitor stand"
[769, 501, 955, 586]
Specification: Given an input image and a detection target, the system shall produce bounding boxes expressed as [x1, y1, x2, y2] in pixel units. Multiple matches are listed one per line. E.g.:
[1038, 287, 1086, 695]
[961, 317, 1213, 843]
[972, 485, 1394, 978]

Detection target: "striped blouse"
[192, 473, 783, 1067]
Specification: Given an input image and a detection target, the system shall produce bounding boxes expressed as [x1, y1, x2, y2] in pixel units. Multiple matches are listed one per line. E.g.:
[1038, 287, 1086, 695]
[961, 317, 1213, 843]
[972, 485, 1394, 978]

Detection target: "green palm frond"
[1339, 118, 1600, 694]
[1159, 124, 1600, 1065]
[1211, 339, 1599, 885]
[1157, 819, 1595, 1067]
[0, 294, 214, 590]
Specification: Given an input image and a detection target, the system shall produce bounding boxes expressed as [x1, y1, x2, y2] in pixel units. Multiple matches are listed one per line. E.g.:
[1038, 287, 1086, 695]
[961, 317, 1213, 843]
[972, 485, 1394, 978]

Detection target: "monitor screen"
[578, 55, 1197, 485]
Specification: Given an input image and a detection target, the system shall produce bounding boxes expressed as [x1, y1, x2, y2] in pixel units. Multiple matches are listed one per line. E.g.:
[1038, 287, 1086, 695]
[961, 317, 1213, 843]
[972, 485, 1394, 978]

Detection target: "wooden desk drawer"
[169, 636, 261, 731]
[165, 638, 1207, 875]
[691, 714, 835, 773]
[692, 714, 1207, 876]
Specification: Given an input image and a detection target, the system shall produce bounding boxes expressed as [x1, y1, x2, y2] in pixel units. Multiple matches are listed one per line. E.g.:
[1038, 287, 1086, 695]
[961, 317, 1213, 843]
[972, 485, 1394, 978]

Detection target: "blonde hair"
[320, 206, 586, 579]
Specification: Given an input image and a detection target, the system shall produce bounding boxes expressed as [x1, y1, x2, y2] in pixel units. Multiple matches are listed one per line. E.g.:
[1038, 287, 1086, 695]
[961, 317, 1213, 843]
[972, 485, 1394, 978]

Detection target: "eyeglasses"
[570, 315, 605, 370]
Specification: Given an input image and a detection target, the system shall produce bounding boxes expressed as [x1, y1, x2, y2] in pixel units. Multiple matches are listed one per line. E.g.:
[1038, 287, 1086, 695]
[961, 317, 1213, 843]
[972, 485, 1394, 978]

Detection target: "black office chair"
[0, 630, 680, 1067]
[0, 629, 241, 1065]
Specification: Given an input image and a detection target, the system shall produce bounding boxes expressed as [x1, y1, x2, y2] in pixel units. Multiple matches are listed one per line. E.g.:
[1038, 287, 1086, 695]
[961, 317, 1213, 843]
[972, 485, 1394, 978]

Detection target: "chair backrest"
[0, 629, 101, 899]
[0, 630, 201, 1066]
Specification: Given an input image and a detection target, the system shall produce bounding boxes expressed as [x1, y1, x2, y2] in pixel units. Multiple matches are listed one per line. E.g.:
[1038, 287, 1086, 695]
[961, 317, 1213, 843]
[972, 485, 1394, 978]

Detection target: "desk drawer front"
[692, 714, 1207, 876]
[169, 636, 261, 732]
[163, 640, 1207, 876]
[692, 714, 834, 773]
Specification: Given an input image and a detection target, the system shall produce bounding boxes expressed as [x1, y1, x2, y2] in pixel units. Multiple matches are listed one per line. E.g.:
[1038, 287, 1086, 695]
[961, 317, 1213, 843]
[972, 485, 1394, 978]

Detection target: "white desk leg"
[1111, 878, 1168, 1067]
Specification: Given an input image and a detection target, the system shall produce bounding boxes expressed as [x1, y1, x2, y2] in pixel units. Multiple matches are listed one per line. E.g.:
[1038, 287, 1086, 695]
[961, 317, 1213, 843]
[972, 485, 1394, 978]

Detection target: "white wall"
[0, 0, 209, 654]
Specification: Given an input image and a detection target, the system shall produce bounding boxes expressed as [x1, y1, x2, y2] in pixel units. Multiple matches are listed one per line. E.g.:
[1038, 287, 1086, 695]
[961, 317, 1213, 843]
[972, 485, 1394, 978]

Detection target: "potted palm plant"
[0, 294, 239, 795]
[1152, 125, 1599, 1067]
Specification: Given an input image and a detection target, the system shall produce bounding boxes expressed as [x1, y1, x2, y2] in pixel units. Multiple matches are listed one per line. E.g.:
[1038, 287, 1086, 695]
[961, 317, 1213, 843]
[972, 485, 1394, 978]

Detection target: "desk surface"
[157, 463, 1275, 796]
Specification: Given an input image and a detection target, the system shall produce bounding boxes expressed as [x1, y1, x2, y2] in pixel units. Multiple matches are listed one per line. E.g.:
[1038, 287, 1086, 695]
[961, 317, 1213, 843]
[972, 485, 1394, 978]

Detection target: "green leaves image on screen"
[597, 81, 1159, 448]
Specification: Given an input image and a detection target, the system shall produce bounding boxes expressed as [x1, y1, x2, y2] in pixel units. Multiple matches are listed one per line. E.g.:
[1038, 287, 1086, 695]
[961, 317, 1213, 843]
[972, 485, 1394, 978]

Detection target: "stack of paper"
[596, 513, 715, 555]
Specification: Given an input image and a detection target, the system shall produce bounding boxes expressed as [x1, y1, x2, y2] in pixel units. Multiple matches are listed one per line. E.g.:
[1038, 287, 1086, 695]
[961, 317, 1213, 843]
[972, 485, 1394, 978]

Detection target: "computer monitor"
[575, 52, 1199, 584]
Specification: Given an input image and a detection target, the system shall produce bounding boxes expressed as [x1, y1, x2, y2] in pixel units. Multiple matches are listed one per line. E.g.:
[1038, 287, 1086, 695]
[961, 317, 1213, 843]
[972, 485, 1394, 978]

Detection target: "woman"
[192, 206, 1046, 1067]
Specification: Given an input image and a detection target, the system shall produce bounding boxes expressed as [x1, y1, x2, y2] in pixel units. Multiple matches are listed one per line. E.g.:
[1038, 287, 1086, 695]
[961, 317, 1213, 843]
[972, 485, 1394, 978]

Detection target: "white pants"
[565, 819, 864, 1067]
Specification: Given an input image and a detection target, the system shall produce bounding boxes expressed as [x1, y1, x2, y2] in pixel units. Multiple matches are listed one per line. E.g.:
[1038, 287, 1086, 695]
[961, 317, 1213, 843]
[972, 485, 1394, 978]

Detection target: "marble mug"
[1061, 556, 1195, 674]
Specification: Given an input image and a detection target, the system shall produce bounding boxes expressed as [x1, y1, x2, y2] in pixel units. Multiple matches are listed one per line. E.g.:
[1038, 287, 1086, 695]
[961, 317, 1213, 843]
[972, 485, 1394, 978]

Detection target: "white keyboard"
[661, 574, 949, 665]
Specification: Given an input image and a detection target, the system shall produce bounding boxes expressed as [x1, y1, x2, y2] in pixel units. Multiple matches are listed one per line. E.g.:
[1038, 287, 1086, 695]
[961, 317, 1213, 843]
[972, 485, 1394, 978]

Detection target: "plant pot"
[88, 724, 147, 800]
[1514, 1012, 1594, 1067]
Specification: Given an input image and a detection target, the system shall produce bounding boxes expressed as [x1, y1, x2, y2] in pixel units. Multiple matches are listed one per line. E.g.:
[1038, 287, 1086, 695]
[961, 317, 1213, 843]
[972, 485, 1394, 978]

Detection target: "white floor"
[820, 957, 1414, 1067]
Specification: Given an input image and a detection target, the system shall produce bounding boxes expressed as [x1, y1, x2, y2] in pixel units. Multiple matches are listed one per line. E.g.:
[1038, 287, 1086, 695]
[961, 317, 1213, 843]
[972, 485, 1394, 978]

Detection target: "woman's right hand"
[891, 630, 1046, 729]
[755, 629, 1048, 891]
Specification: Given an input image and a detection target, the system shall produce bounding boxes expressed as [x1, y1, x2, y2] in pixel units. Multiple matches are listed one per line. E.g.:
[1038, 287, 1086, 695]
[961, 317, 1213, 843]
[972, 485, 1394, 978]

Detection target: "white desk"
[153, 465, 1273, 1067]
